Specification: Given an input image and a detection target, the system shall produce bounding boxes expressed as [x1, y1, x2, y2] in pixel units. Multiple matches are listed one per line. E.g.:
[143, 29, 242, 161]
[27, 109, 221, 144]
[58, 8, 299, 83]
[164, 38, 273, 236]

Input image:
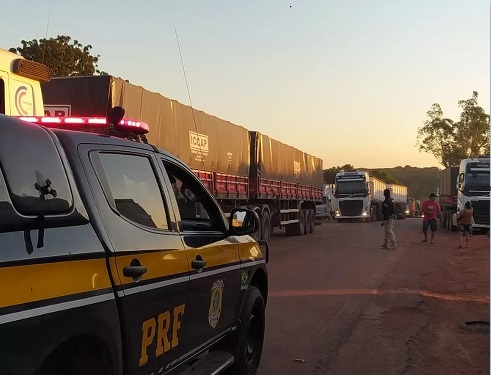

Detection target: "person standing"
[381, 188, 397, 249]
[421, 193, 443, 244]
[456, 201, 474, 248]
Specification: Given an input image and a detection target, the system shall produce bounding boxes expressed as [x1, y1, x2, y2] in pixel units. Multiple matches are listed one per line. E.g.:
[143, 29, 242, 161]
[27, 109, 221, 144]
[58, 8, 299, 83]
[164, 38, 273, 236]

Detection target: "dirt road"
[258, 219, 489, 375]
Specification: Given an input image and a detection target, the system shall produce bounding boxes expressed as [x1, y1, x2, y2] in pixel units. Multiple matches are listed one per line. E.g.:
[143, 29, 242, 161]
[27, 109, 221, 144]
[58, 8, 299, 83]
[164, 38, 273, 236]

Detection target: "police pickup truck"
[0, 110, 269, 375]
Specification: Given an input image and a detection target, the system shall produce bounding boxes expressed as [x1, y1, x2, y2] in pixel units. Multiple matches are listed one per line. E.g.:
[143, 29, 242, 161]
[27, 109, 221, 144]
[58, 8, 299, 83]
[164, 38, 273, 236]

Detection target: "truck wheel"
[229, 285, 265, 375]
[303, 209, 310, 235]
[261, 211, 271, 241]
[309, 209, 315, 233]
[295, 209, 305, 236]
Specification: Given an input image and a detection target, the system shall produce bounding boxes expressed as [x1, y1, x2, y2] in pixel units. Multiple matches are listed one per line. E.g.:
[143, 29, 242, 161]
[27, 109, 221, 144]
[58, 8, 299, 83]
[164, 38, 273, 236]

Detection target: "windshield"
[335, 179, 368, 195]
[464, 163, 490, 194]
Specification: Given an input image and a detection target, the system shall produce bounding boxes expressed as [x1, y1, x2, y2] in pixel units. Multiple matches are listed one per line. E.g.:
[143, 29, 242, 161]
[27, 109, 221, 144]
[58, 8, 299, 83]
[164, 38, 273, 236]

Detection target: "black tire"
[303, 209, 310, 235]
[294, 209, 305, 236]
[252, 210, 262, 241]
[309, 209, 315, 233]
[450, 212, 457, 231]
[286, 210, 305, 236]
[261, 211, 271, 241]
[229, 285, 266, 375]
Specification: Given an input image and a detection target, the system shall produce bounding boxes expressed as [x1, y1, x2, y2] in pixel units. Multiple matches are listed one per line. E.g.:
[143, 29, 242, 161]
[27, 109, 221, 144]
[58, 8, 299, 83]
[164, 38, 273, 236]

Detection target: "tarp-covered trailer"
[42, 75, 324, 239]
[387, 183, 409, 219]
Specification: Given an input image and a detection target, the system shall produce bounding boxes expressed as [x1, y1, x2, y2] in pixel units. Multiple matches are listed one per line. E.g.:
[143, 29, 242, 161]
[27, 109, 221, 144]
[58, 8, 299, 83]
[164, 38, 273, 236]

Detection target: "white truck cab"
[453, 155, 490, 230]
[0, 48, 49, 116]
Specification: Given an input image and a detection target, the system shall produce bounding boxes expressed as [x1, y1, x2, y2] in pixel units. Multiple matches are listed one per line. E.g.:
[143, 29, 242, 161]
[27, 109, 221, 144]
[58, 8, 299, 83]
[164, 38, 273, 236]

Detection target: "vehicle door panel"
[158, 158, 242, 350]
[79, 144, 191, 375]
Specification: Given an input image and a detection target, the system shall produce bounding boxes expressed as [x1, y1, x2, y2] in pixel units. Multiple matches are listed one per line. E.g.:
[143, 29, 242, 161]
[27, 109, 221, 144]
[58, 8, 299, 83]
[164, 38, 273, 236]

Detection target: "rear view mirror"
[229, 208, 260, 236]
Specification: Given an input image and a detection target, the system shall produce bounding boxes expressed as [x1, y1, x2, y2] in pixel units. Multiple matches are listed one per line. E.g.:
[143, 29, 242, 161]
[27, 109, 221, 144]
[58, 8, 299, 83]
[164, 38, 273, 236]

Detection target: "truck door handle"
[123, 258, 148, 280]
[191, 255, 206, 270]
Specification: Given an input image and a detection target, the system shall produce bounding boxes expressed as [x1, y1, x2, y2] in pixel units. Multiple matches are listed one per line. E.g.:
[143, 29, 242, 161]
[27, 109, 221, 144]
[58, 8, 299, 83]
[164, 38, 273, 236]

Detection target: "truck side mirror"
[456, 173, 464, 191]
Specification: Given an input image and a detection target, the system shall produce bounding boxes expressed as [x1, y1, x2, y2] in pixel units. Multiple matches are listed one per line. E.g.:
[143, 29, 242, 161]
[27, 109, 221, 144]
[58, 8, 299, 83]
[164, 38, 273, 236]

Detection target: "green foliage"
[369, 170, 401, 184]
[323, 164, 354, 184]
[417, 91, 490, 167]
[323, 165, 439, 200]
[369, 166, 439, 201]
[9, 35, 106, 77]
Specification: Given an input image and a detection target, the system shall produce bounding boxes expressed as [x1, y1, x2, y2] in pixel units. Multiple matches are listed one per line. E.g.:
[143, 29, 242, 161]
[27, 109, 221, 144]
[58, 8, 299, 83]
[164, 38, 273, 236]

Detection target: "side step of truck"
[180, 350, 234, 375]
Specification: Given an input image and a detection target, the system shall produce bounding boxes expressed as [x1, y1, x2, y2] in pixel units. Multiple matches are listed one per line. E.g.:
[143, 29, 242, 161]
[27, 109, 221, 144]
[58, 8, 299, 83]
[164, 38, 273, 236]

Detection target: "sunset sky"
[2, 0, 489, 169]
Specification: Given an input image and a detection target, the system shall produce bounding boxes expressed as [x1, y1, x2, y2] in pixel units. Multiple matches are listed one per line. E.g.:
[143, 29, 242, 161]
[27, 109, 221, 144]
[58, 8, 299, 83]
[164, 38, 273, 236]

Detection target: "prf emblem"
[208, 280, 224, 328]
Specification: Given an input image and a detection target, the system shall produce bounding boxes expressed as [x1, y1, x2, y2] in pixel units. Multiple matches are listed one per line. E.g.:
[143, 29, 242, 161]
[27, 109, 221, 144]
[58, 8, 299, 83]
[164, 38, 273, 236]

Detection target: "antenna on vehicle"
[174, 26, 203, 160]
[41, 4, 52, 65]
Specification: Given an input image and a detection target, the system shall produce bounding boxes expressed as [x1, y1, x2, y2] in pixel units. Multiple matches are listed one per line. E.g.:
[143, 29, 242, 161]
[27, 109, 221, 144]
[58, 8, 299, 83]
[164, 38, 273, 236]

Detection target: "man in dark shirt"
[381, 188, 397, 249]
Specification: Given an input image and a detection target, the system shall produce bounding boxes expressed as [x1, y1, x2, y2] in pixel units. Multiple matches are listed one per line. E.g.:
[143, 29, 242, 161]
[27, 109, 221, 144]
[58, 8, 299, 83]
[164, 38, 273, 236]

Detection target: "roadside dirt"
[406, 231, 490, 375]
[320, 225, 489, 375]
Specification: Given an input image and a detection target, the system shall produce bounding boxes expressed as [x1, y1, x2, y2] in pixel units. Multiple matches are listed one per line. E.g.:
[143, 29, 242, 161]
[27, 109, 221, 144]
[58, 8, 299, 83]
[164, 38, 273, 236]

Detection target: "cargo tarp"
[253, 132, 323, 187]
[439, 167, 459, 197]
[42, 76, 111, 116]
[43, 76, 250, 177]
[43, 76, 323, 184]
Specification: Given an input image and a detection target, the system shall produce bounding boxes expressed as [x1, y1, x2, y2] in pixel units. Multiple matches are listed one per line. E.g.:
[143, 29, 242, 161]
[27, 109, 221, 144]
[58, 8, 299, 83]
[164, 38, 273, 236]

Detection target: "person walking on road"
[421, 192, 443, 244]
[380, 188, 397, 249]
[456, 201, 474, 248]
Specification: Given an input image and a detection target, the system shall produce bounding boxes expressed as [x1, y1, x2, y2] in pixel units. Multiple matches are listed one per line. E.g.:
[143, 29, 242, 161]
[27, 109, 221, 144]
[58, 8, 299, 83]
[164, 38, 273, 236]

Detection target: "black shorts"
[459, 224, 472, 233]
[423, 219, 437, 232]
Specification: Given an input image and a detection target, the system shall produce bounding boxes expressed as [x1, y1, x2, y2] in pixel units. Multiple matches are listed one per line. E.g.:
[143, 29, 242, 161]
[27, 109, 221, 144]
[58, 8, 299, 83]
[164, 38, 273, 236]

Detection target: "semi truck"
[333, 170, 387, 222]
[315, 184, 336, 220]
[386, 183, 408, 219]
[439, 156, 490, 233]
[36, 75, 324, 240]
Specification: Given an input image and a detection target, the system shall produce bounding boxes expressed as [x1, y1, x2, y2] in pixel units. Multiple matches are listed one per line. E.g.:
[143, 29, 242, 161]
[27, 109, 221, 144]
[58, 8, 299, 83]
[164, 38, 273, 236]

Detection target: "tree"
[417, 92, 490, 167]
[370, 170, 401, 184]
[323, 164, 355, 184]
[9, 35, 106, 77]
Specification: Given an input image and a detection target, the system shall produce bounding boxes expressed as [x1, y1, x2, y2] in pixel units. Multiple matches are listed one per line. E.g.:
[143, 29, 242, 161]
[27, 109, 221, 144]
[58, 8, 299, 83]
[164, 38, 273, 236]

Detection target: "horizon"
[2, 0, 489, 170]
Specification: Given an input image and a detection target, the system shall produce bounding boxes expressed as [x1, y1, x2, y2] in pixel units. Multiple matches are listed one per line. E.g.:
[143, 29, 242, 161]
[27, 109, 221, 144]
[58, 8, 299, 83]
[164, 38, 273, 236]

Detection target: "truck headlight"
[362, 211, 368, 216]
[405, 209, 409, 214]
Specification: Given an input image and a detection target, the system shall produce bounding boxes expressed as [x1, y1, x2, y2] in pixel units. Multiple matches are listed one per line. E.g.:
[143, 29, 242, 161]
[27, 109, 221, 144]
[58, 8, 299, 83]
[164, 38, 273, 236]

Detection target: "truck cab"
[454, 156, 490, 231]
[0, 48, 49, 116]
[334, 170, 372, 222]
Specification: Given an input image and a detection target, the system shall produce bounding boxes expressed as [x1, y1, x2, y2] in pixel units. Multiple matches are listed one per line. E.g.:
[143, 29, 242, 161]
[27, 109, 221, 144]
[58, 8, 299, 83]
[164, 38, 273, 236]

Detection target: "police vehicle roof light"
[17, 116, 150, 134]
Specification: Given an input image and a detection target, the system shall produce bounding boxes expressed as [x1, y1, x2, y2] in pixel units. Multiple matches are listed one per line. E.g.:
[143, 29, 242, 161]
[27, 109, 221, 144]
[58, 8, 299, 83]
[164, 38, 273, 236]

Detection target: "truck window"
[0, 79, 5, 114]
[97, 153, 170, 230]
[163, 161, 225, 232]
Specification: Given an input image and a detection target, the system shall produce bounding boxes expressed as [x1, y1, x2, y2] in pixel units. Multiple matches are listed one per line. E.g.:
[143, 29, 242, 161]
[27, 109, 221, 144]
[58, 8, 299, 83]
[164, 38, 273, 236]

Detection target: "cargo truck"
[333, 170, 387, 222]
[315, 184, 336, 220]
[39, 75, 324, 240]
[386, 183, 408, 219]
[439, 156, 490, 232]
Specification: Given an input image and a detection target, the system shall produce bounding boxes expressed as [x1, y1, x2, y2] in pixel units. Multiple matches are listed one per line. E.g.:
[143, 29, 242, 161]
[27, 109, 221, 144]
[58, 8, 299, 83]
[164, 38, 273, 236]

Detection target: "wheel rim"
[263, 216, 271, 240]
[245, 311, 262, 364]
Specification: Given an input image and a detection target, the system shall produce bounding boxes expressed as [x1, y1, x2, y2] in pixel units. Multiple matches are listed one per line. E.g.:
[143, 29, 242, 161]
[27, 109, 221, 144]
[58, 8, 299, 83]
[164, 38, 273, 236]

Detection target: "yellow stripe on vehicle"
[0, 258, 112, 309]
[111, 249, 190, 287]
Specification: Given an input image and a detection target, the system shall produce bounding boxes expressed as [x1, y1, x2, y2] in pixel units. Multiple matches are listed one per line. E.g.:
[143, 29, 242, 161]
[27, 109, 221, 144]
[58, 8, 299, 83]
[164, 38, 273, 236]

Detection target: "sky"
[2, 0, 489, 169]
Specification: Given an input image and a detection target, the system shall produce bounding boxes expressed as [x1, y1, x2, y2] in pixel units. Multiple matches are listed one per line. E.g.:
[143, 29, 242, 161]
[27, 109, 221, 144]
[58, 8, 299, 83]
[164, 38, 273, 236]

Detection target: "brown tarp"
[42, 76, 322, 185]
[42, 76, 111, 116]
[253, 131, 323, 186]
[43, 76, 250, 176]
[439, 166, 459, 197]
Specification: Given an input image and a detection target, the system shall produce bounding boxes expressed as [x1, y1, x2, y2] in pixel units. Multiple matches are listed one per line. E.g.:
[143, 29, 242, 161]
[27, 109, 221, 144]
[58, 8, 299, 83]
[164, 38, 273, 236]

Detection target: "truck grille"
[339, 200, 363, 216]
[472, 200, 490, 225]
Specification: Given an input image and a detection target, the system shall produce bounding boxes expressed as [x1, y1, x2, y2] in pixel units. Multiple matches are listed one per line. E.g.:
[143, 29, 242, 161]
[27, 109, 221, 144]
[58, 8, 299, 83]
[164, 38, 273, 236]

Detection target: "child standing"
[456, 201, 474, 249]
